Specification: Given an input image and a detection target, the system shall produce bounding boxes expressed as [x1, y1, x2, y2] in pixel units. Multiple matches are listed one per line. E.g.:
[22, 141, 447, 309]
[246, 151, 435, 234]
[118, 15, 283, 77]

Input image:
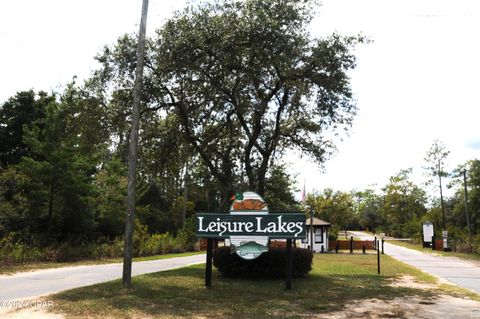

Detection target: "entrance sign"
[196, 213, 306, 239]
[196, 191, 306, 260]
[196, 191, 306, 290]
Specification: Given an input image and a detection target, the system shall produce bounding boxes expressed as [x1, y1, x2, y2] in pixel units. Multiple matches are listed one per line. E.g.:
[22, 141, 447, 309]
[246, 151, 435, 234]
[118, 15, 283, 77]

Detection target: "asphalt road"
[350, 231, 480, 294]
[0, 254, 205, 301]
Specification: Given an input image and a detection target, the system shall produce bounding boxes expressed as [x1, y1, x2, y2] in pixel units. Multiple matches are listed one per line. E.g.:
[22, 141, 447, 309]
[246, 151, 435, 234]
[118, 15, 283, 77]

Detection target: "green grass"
[0, 251, 204, 275]
[386, 240, 480, 262]
[50, 253, 447, 318]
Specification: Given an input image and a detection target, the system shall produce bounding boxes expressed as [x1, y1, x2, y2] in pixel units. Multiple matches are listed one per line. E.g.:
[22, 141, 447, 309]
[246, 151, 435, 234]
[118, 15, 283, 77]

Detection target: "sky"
[1, 0, 479, 197]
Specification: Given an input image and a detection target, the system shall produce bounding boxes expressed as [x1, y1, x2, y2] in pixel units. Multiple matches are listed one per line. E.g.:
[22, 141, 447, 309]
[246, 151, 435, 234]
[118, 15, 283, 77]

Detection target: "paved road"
[350, 231, 480, 294]
[0, 254, 205, 301]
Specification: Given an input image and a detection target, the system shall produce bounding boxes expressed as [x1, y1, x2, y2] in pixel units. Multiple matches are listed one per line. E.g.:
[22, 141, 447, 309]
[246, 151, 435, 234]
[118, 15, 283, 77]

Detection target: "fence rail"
[329, 237, 380, 253]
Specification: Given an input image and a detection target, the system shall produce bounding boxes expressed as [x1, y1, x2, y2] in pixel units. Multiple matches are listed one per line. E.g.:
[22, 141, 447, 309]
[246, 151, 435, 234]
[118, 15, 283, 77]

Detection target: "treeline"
[0, 89, 300, 264]
[306, 163, 480, 253]
[0, 0, 360, 264]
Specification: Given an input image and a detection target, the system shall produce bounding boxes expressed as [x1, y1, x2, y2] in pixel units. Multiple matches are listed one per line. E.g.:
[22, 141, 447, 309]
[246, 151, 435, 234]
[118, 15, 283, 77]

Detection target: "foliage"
[92, 157, 127, 238]
[380, 169, 427, 237]
[19, 100, 97, 243]
[424, 139, 450, 229]
[263, 164, 300, 211]
[213, 246, 313, 279]
[424, 139, 450, 184]
[176, 216, 197, 251]
[306, 188, 357, 231]
[354, 189, 384, 231]
[445, 159, 480, 248]
[93, 0, 362, 206]
[0, 229, 196, 266]
[0, 90, 53, 167]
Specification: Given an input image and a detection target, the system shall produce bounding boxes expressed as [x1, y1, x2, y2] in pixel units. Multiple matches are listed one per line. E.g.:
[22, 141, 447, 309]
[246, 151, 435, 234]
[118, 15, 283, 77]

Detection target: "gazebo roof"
[305, 217, 331, 226]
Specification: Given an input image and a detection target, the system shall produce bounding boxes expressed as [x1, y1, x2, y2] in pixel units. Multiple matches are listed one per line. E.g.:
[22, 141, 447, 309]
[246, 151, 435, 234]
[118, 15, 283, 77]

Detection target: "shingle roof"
[305, 217, 331, 226]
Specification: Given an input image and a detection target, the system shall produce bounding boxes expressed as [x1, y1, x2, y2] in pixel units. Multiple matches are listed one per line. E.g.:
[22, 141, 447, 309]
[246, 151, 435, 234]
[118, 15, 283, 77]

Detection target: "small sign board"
[422, 222, 434, 244]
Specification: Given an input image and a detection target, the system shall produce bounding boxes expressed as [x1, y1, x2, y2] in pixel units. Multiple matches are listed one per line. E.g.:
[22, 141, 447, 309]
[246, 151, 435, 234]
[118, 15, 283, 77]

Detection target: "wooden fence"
[328, 237, 379, 253]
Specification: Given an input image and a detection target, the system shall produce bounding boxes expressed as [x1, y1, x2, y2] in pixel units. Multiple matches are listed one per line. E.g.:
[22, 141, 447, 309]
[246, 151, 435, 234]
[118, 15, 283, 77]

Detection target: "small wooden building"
[299, 217, 331, 253]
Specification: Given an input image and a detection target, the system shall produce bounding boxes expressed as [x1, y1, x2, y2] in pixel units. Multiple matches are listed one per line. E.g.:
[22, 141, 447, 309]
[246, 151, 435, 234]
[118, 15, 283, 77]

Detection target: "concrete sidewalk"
[350, 231, 480, 294]
[0, 254, 205, 301]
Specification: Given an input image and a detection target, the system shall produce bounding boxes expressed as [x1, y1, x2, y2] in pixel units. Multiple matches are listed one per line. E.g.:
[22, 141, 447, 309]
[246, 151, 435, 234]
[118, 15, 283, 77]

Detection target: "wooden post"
[205, 238, 213, 287]
[286, 239, 293, 290]
[421, 223, 425, 248]
[350, 236, 353, 254]
[310, 210, 314, 253]
[362, 245, 365, 254]
[381, 239, 384, 254]
[377, 239, 381, 275]
[335, 240, 339, 253]
[374, 236, 377, 249]
[122, 0, 149, 288]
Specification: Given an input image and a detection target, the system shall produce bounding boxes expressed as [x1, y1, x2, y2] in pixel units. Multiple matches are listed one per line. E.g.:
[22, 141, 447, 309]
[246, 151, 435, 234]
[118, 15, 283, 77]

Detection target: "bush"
[213, 246, 313, 279]
[0, 226, 198, 266]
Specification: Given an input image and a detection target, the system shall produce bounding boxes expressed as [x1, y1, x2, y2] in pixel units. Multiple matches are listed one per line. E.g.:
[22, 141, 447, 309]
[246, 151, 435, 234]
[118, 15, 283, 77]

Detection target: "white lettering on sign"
[198, 215, 304, 237]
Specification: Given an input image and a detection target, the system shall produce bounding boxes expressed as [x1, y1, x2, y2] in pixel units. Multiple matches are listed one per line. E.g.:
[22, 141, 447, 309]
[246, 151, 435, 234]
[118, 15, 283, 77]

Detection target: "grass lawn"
[0, 251, 205, 275]
[49, 253, 457, 318]
[386, 240, 480, 262]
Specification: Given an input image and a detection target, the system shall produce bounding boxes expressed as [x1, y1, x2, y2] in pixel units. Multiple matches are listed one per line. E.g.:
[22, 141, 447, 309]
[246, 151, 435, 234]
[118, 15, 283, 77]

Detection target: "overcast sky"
[1, 0, 479, 197]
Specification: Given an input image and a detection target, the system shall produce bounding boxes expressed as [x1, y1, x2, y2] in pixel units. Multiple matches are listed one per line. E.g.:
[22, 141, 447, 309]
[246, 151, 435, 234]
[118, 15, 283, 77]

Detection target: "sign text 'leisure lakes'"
[195, 213, 306, 239]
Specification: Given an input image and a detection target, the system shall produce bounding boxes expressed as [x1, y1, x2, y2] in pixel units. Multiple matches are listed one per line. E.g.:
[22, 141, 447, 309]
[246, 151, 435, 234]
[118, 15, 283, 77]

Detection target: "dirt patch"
[1, 308, 64, 319]
[389, 275, 437, 290]
[319, 295, 480, 319]
[320, 275, 480, 319]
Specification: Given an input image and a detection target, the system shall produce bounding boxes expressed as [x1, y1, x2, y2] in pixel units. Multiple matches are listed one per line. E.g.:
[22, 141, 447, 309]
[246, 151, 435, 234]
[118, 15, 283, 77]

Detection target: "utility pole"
[438, 158, 449, 251]
[438, 158, 446, 230]
[462, 169, 472, 251]
[122, 0, 149, 288]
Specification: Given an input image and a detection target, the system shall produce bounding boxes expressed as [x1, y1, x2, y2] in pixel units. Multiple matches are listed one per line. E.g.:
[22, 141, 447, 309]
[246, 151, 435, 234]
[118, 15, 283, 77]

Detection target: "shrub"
[213, 246, 313, 279]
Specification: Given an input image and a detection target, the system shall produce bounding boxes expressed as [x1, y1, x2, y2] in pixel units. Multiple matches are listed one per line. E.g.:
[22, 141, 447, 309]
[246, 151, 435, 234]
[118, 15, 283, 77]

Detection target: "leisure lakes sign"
[195, 213, 306, 239]
[195, 191, 306, 260]
[196, 191, 306, 290]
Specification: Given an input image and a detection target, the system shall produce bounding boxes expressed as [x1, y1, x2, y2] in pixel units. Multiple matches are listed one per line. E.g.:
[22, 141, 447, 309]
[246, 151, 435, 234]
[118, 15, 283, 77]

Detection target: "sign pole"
[309, 209, 314, 252]
[205, 238, 213, 287]
[286, 239, 292, 290]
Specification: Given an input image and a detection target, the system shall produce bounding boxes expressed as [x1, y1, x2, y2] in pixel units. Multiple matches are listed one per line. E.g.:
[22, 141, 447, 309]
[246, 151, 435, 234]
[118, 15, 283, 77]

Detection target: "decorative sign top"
[195, 191, 306, 260]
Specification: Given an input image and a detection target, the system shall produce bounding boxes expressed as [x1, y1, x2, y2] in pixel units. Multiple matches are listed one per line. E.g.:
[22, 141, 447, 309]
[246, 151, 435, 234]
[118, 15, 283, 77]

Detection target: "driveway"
[0, 254, 205, 302]
[350, 231, 480, 294]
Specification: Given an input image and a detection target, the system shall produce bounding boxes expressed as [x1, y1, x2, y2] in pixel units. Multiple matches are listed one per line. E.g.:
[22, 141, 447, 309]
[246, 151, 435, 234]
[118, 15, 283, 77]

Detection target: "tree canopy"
[94, 0, 362, 206]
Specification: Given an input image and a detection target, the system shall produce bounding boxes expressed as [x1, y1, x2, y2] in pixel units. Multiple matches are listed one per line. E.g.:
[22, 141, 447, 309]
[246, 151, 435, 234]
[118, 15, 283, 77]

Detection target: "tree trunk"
[47, 179, 55, 230]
